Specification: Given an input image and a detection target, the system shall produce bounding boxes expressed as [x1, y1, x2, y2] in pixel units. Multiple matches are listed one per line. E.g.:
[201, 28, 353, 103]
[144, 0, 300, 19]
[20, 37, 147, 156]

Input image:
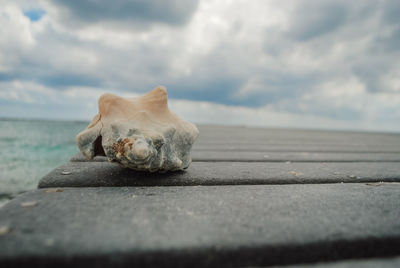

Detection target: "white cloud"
[0, 3, 36, 71]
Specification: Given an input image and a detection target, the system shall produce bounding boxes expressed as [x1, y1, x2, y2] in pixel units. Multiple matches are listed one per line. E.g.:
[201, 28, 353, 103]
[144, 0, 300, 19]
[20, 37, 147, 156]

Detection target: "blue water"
[0, 119, 89, 198]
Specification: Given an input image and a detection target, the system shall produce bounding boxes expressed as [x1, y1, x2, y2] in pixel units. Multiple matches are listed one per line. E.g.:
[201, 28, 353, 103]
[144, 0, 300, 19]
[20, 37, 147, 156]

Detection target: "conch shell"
[76, 86, 199, 172]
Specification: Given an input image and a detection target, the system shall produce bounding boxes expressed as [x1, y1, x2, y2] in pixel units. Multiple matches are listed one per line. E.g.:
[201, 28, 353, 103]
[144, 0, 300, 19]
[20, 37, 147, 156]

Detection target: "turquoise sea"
[0, 119, 89, 201]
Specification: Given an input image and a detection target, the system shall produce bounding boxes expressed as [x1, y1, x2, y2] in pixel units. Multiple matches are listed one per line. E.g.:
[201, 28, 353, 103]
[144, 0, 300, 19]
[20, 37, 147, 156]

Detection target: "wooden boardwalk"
[1, 125, 400, 267]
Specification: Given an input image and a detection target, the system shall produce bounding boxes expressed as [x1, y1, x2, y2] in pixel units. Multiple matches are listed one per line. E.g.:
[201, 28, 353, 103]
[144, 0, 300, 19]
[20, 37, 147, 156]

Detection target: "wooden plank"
[192, 151, 400, 162]
[2, 184, 400, 267]
[197, 125, 400, 145]
[70, 152, 400, 163]
[282, 257, 400, 268]
[38, 161, 400, 188]
[192, 143, 400, 153]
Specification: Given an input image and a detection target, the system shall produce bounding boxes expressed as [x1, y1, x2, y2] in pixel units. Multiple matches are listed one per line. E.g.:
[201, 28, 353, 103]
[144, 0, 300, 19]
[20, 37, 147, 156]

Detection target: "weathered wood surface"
[281, 256, 400, 268]
[39, 161, 400, 188]
[1, 125, 400, 267]
[1, 184, 400, 267]
[195, 126, 400, 153]
[71, 151, 400, 162]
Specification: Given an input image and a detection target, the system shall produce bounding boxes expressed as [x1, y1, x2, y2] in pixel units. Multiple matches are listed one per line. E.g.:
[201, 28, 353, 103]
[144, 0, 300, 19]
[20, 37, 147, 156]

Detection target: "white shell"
[76, 86, 199, 172]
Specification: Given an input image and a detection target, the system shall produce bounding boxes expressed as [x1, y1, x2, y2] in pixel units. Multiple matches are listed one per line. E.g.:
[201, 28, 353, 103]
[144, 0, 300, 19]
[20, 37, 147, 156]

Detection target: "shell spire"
[140, 86, 168, 108]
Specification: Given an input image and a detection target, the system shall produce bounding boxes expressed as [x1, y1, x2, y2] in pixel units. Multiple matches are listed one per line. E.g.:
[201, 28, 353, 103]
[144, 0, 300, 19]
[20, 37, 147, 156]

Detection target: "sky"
[0, 0, 399, 132]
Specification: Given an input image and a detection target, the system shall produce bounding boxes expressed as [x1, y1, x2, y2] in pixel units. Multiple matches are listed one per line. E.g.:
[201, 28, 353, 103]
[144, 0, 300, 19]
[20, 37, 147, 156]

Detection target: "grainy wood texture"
[1, 185, 400, 267]
[2, 125, 400, 267]
[71, 151, 400, 162]
[194, 126, 400, 153]
[39, 161, 400, 188]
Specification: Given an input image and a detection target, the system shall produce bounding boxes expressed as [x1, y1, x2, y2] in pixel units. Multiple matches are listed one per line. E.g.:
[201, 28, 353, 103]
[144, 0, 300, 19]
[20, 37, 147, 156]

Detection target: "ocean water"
[0, 119, 89, 200]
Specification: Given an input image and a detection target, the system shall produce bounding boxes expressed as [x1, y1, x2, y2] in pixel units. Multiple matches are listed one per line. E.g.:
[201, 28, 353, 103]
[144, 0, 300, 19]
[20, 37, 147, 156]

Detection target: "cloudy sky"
[1, 0, 399, 131]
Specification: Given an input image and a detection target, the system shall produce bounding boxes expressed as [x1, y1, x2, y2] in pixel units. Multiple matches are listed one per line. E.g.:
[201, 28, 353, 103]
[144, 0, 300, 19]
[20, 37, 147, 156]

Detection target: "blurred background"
[0, 0, 399, 199]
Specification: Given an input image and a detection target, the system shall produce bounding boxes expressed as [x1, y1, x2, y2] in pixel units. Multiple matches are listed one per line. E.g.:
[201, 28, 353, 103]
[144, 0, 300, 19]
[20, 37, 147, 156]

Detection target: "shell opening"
[94, 135, 106, 156]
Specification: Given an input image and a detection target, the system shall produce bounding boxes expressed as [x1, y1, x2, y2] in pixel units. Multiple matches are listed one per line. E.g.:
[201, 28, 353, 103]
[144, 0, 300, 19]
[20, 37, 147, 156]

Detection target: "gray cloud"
[383, 0, 400, 25]
[289, 2, 348, 41]
[50, 0, 199, 28]
[266, 0, 399, 96]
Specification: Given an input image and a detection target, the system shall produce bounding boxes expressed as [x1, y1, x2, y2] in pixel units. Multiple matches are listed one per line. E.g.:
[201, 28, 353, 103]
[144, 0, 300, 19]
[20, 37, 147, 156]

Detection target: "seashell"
[76, 86, 199, 172]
